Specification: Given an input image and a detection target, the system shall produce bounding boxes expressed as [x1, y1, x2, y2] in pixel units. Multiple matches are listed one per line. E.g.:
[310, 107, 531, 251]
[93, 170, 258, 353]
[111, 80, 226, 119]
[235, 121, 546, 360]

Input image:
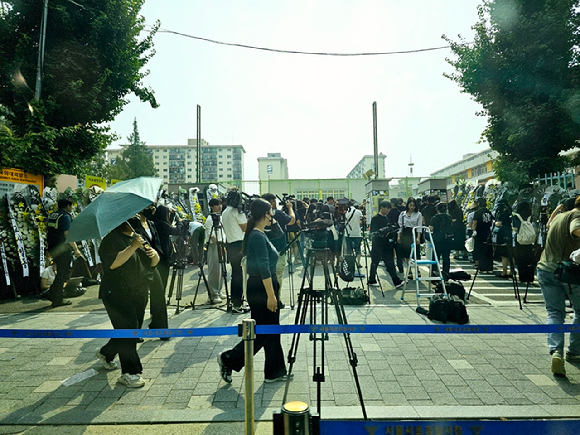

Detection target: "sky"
[109, 0, 489, 181]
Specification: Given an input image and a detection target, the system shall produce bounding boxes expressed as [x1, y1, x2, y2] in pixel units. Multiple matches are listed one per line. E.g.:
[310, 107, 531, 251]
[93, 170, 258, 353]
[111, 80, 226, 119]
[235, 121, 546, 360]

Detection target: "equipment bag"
[338, 256, 355, 282]
[554, 261, 580, 285]
[428, 294, 450, 323]
[340, 287, 370, 305]
[447, 295, 469, 324]
[513, 213, 536, 245]
[442, 268, 471, 281]
[435, 280, 466, 301]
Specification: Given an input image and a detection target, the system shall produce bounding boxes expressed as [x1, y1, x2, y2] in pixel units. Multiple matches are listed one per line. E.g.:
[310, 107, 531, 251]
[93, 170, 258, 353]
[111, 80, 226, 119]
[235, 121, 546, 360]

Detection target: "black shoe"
[136, 338, 144, 343]
[367, 280, 377, 285]
[278, 301, 285, 309]
[51, 300, 72, 308]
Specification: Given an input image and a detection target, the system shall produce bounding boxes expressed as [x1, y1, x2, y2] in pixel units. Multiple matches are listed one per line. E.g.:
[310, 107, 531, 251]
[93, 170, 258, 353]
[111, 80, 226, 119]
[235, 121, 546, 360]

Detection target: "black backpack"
[435, 280, 466, 301]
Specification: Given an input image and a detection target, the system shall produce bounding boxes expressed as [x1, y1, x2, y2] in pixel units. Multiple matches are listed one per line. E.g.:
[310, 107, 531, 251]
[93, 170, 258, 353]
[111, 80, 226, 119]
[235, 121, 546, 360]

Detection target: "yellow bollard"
[243, 319, 256, 435]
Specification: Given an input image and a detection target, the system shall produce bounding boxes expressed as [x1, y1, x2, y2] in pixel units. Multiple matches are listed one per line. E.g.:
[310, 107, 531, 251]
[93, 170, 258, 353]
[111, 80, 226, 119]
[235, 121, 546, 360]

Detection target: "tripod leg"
[167, 266, 177, 305]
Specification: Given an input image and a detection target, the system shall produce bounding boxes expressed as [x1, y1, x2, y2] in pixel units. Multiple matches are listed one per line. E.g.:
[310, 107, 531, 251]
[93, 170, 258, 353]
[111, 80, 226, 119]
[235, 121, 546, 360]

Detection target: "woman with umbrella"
[95, 221, 160, 388]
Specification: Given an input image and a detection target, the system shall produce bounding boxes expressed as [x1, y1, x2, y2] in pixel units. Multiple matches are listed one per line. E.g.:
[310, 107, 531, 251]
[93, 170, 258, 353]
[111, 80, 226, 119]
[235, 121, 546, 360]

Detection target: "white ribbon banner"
[0, 240, 10, 286]
[81, 240, 94, 267]
[6, 194, 29, 277]
[92, 239, 101, 264]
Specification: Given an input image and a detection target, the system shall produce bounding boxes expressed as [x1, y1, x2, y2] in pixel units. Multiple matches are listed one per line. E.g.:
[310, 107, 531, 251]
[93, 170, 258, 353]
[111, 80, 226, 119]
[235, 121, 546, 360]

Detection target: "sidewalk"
[0, 260, 578, 431]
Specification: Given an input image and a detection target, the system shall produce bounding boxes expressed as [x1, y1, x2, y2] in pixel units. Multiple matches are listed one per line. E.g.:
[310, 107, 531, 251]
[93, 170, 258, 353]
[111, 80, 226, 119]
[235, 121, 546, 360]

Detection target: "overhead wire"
[144, 25, 473, 57]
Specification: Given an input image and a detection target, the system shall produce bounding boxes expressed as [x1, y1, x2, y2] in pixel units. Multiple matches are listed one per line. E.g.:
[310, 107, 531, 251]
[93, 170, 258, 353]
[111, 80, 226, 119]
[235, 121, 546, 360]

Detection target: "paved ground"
[0, 257, 577, 433]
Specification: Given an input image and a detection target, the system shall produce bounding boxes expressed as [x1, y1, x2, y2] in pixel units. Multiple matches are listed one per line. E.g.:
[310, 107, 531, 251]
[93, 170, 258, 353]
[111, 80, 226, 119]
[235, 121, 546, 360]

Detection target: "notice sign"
[0, 169, 44, 195]
[85, 176, 106, 190]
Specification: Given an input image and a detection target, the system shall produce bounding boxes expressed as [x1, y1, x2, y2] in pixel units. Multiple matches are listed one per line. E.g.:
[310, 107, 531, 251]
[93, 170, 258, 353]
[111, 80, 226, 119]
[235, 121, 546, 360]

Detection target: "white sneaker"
[95, 349, 117, 370]
[219, 293, 227, 299]
[212, 296, 223, 303]
[551, 351, 566, 377]
[117, 373, 145, 388]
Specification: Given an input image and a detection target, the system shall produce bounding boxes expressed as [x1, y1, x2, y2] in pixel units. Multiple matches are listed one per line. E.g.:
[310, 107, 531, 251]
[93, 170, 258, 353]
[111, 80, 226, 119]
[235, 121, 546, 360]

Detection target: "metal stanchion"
[273, 401, 319, 435]
[243, 319, 256, 435]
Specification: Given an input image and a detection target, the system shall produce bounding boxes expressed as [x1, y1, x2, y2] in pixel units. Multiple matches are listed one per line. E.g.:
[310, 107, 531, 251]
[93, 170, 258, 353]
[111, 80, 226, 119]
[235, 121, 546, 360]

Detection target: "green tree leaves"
[107, 118, 157, 180]
[444, 0, 580, 187]
[0, 0, 158, 177]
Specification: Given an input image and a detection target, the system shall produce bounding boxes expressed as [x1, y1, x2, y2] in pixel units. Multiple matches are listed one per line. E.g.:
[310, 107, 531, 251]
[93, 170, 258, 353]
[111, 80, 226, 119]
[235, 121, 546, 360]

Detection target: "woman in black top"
[218, 198, 289, 383]
[96, 221, 159, 388]
[429, 203, 454, 274]
[151, 204, 181, 290]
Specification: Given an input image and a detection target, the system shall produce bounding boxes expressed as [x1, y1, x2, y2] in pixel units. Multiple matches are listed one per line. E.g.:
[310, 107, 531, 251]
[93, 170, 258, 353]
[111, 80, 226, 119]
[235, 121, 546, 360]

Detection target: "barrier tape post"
[243, 319, 256, 435]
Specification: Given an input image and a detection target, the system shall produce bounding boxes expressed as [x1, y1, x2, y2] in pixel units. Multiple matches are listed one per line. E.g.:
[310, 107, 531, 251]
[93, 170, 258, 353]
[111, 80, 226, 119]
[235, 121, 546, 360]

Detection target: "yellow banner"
[0, 168, 44, 191]
[110, 179, 123, 185]
[85, 176, 106, 190]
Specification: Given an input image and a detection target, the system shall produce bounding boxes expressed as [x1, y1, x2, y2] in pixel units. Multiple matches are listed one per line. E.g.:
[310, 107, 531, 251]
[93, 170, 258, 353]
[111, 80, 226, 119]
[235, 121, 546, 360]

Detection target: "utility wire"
[146, 25, 472, 57]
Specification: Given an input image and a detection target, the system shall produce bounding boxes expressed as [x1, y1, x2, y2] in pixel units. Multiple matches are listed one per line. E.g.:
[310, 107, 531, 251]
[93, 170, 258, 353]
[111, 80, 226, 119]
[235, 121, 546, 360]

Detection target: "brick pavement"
[0, 261, 578, 428]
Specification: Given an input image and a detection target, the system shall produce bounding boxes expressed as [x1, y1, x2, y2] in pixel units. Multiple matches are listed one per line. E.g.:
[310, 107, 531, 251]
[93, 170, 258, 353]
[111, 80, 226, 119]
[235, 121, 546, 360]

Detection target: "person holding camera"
[368, 201, 404, 289]
[537, 196, 580, 377]
[204, 198, 226, 303]
[222, 189, 250, 314]
[344, 201, 363, 267]
[218, 198, 290, 384]
[262, 193, 295, 308]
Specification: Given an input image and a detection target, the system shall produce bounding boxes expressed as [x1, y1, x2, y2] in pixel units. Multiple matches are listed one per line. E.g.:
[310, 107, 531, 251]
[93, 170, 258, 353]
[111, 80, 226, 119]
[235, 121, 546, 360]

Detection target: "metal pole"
[35, 0, 49, 101]
[196, 105, 201, 183]
[372, 102, 378, 180]
[243, 318, 256, 435]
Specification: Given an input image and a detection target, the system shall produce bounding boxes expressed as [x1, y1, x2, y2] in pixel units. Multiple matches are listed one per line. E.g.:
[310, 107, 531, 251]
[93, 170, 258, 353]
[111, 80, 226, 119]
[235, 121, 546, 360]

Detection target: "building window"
[163, 149, 167, 152]
[219, 168, 223, 171]
[163, 169, 168, 172]
[227, 175, 232, 178]
[188, 175, 192, 179]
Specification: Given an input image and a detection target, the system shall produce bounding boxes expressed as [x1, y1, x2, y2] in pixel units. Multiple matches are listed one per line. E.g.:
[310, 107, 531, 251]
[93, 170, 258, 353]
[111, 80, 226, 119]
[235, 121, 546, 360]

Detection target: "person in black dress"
[217, 199, 289, 383]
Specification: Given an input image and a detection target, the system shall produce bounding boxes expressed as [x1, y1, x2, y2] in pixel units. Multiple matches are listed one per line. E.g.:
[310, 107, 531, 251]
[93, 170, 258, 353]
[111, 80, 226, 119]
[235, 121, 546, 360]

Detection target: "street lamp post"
[34, 0, 49, 101]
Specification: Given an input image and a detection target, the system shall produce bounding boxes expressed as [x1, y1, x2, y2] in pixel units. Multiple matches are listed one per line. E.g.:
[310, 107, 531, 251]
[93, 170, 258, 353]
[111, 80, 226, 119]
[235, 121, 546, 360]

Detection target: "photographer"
[222, 189, 250, 314]
[262, 193, 295, 308]
[344, 200, 363, 267]
[204, 198, 226, 303]
[369, 201, 404, 289]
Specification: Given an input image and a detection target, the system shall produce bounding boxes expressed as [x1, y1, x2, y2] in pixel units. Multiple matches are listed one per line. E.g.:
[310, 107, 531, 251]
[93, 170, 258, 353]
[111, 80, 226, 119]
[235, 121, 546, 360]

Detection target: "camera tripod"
[191, 219, 231, 313]
[167, 235, 195, 314]
[282, 245, 367, 419]
[279, 230, 305, 310]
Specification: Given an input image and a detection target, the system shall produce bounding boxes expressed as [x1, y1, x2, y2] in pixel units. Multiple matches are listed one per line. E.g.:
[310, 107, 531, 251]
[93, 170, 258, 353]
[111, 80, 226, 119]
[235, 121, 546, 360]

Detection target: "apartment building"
[107, 139, 245, 185]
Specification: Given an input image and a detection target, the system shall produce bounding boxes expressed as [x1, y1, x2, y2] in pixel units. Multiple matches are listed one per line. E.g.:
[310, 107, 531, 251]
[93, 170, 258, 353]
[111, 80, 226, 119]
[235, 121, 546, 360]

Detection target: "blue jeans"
[537, 268, 580, 355]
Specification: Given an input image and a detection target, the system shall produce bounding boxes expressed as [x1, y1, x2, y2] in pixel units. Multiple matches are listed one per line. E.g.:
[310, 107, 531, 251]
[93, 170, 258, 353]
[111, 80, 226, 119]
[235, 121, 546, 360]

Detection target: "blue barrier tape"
[0, 323, 579, 338]
[320, 419, 580, 435]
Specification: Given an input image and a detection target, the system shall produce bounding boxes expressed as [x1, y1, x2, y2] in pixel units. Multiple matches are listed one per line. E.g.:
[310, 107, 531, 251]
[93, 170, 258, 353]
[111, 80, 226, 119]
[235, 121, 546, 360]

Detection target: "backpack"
[513, 213, 536, 245]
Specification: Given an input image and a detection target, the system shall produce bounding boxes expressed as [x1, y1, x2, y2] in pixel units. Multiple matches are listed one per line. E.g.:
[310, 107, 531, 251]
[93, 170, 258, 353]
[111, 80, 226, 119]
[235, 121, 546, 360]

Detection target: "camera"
[210, 212, 221, 228]
[374, 223, 399, 244]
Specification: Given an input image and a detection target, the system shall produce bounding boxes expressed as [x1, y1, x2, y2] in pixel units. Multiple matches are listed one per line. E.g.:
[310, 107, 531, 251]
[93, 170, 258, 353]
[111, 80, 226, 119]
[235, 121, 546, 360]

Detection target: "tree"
[0, 0, 159, 177]
[108, 118, 157, 180]
[443, 0, 580, 187]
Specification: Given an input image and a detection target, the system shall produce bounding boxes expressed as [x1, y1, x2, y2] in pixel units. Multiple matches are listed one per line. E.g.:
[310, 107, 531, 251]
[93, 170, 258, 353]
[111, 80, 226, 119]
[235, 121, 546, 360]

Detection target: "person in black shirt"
[472, 197, 494, 272]
[388, 199, 404, 273]
[218, 199, 289, 384]
[429, 203, 454, 274]
[46, 198, 82, 307]
[368, 201, 404, 289]
[96, 221, 160, 388]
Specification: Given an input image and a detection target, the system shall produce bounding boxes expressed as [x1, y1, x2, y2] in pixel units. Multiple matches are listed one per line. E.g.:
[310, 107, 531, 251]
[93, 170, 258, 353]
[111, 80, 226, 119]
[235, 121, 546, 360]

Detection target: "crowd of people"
[42, 187, 580, 386]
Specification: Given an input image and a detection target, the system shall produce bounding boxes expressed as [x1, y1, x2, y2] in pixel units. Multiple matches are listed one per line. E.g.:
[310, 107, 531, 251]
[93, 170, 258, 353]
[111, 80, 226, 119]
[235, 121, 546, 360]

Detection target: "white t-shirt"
[222, 207, 247, 243]
[345, 207, 363, 237]
[204, 214, 225, 244]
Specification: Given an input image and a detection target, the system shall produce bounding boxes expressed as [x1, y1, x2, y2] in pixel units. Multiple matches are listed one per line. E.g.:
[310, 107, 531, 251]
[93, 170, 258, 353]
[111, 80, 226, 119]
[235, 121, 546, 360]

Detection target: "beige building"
[107, 139, 245, 185]
[258, 153, 288, 180]
[346, 154, 386, 179]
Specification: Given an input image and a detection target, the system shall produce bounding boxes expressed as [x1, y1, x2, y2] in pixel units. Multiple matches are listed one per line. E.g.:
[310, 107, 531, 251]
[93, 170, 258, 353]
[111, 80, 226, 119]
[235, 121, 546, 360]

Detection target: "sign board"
[111, 179, 123, 186]
[0, 168, 44, 195]
[85, 176, 106, 190]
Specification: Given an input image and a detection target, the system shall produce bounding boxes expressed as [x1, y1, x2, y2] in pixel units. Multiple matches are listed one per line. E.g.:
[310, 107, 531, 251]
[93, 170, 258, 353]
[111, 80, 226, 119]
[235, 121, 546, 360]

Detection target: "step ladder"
[401, 226, 447, 308]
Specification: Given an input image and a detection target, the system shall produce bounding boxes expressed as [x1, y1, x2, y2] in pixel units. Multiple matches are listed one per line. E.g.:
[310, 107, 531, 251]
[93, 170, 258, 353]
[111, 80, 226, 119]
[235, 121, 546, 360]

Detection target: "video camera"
[373, 222, 399, 244]
[303, 218, 334, 250]
[225, 189, 259, 215]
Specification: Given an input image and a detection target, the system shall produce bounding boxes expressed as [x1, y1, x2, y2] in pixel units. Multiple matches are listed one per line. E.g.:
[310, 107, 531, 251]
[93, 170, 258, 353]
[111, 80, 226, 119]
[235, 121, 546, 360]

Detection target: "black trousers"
[226, 241, 244, 306]
[148, 268, 168, 329]
[100, 289, 148, 374]
[48, 249, 73, 304]
[221, 275, 287, 380]
[369, 239, 402, 286]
